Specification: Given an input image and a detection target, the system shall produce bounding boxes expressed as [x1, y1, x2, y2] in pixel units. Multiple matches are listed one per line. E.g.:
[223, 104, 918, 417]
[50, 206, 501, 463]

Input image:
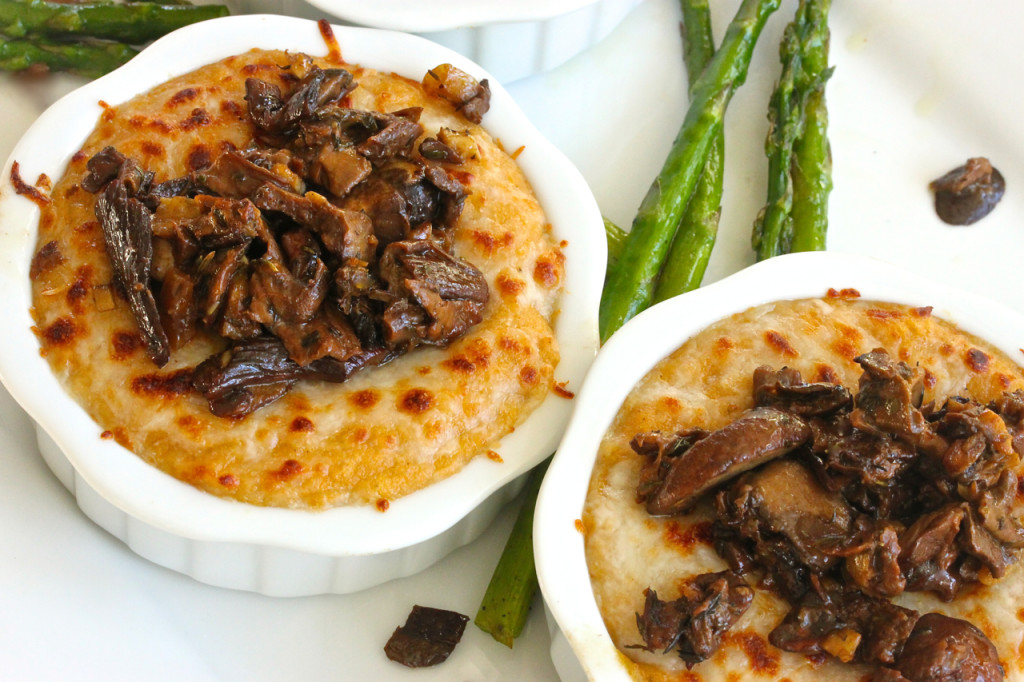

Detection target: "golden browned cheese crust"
[30, 49, 562, 509]
[583, 296, 1024, 681]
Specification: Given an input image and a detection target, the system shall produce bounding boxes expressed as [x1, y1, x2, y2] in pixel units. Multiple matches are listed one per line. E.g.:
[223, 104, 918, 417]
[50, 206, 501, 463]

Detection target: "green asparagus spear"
[604, 216, 627, 267]
[474, 459, 549, 647]
[789, 0, 832, 253]
[752, 0, 832, 259]
[651, 0, 723, 304]
[751, 9, 804, 260]
[0, 35, 136, 77]
[0, 0, 229, 44]
[599, 0, 780, 342]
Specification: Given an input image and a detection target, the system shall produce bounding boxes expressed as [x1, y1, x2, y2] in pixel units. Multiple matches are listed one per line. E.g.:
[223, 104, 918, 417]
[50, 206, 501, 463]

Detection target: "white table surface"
[2, 0, 1023, 679]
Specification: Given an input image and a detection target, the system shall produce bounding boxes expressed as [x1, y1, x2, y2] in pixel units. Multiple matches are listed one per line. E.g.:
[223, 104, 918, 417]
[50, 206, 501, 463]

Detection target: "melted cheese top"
[584, 296, 1024, 681]
[30, 49, 563, 509]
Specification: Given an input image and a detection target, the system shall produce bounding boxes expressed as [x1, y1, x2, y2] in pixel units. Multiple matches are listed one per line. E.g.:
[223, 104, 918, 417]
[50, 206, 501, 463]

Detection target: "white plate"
[1, 0, 1023, 679]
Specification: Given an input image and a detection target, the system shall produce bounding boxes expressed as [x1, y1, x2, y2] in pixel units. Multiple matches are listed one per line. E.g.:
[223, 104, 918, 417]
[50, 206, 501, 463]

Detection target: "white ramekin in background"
[289, 0, 645, 83]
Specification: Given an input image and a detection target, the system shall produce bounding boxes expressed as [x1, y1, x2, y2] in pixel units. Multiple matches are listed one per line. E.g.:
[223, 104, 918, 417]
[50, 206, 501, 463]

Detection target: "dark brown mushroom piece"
[384, 605, 469, 668]
[717, 459, 854, 579]
[769, 588, 919, 666]
[886, 613, 1004, 682]
[634, 570, 753, 668]
[753, 365, 852, 416]
[94, 177, 170, 366]
[642, 406, 811, 516]
[378, 238, 490, 348]
[930, 157, 1005, 226]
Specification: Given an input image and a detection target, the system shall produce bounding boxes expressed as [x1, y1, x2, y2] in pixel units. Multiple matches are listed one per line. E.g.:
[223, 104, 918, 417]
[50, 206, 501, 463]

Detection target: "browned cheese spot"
[533, 250, 564, 288]
[574, 518, 586, 534]
[939, 343, 956, 356]
[351, 427, 369, 444]
[996, 373, 1014, 389]
[400, 388, 433, 414]
[290, 416, 314, 433]
[664, 520, 713, 552]
[140, 141, 164, 158]
[830, 324, 863, 361]
[9, 161, 50, 208]
[168, 87, 200, 107]
[187, 144, 212, 171]
[866, 307, 902, 320]
[66, 265, 93, 312]
[131, 369, 194, 398]
[486, 450, 503, 463]
[967, 348, 990, 373]
[765, 329, 798, 357]
[175, 415, 203, 438]
[41, 317, 79, 347]
[220, 99, 243, 117]
[825, 287, 861, 300]
[469, 229, 514, 255]
[725, 630, 781, 676]
[376, 498, 390, 512]
[180, 107, 212, 131]
[443, 355, 477, 374]
[111, 330, 142, 361]
[714, 336, 735, 356]
[912, 306, 934, 318]
[519, 365, 538, 385]
[498, 335, 527, 354]
[417, 366, 431, 375]
[218, 474, 239, 488]
[272, 459, 303, 481]
[30, 240, 65, 279]
[553, 382, 574, 399]
[349, 389, 379, 409]
[100, 430, 114, 440]
[496, 272, 525, 297]
[241, 63, 274, 76]
[658, 396, 683, 414]
[70, 150, 88, 165]
[815, 364, 839, 384]
[923, 368, 937, 389]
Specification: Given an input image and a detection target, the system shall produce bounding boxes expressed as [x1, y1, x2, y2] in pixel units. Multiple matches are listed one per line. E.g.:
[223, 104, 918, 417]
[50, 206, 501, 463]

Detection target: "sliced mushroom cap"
[892, 613, 1004, 682]
[645, 406, 811, 516]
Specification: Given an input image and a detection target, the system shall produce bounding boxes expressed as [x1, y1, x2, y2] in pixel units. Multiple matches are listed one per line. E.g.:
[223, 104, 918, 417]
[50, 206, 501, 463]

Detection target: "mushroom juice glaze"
[28, 48, 564, 510]
[583, 295, 1024, 681]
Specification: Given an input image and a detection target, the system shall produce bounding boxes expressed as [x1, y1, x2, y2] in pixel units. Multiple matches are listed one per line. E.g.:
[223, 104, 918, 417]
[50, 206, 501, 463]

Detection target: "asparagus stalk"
[751, 0, 832, 259]
[474, 459, 549, 647]
[604, 216, 627, 267]
[750, 11, 803, 260]
[0, 35, 136, 76]
[0, 0, 229, 44]
[789, 0, 832, 252]
[651, 0, 723, 304]
[598, 0, 780, 342]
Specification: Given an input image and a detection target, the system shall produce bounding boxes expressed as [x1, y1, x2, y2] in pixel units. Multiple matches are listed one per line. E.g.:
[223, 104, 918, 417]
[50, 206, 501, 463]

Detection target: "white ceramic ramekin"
[296, 0, 644, 83]
[533, 251, 1024, 681]
[0, 15, 604, 597]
